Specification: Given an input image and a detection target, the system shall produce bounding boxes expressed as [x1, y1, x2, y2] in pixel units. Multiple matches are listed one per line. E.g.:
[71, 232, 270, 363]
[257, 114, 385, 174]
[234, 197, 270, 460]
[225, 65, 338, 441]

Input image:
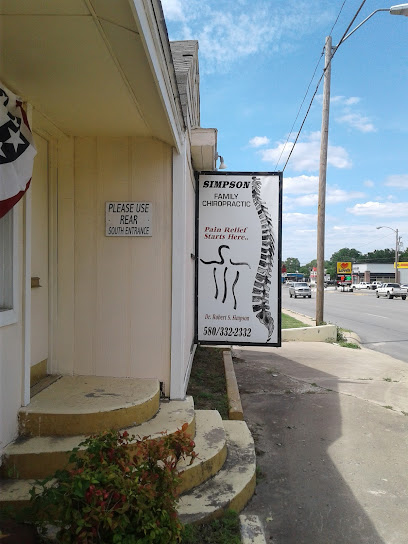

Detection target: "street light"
[315, 4, 408, 325]
[376, 226, 401, 283]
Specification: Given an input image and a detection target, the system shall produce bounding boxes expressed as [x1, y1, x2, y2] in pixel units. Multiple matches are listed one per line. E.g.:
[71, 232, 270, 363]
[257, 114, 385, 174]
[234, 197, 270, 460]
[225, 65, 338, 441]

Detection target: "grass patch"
[282, 313, 309, 329]
[256, 464, 266, 483]
[182, 510, 241, 544]
[338, 341, 360, 349]
[326, 328, 360, 349]
[187, 346, 229, 419]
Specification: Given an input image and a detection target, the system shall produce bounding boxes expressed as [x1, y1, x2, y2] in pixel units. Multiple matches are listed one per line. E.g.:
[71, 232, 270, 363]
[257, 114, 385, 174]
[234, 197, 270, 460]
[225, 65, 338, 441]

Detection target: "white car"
[353, 282, 371, 289]
[376, 283, 407, 300]
[289, 282, 312, 298]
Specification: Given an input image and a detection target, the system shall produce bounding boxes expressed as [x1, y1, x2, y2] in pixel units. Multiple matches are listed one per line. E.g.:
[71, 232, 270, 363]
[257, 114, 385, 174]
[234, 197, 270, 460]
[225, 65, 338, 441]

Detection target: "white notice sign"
[197, 172, 282, 346]
[105, 202, 152, 237]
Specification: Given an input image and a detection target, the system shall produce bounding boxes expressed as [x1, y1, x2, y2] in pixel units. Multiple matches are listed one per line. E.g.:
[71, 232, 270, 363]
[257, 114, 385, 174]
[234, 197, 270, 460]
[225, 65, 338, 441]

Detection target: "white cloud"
[260, 132, 351, 172]
[161, 0, 185, 21]
[385, 174, 408, 188]
[316, 95, 361, 106]
[283, 175, 318, 194]
[330, 95, 360, 106]
[285, 187, 365, 209]
[364, 180, 375, 188]
[291, 194, 318, 207]
[317, 94, 376, 133]
[249, 136, 270, 148]
[326, 188, 365, 203]
[347, 201, 408, 217]
[163, 1, 334, 71]
[336, 113, 376, 133]
[283, 212, 317, 225]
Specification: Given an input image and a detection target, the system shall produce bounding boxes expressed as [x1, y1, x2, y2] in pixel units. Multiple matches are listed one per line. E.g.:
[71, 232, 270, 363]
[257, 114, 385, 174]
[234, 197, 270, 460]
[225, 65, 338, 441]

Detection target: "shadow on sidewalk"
[233, 348, 386, 544]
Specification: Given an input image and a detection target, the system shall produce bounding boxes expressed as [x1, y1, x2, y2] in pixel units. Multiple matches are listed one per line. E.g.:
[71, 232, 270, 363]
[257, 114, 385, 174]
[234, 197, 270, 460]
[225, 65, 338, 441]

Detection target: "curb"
[223, 350, 244, 420]
[342, 330, 362, 346]
[282, 323, 337, 342]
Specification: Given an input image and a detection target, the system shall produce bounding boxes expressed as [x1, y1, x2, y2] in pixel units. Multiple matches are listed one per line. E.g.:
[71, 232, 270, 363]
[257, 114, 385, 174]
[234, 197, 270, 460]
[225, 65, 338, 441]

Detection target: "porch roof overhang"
[0, 0, 184, 150]
[190, 127, 217, 171]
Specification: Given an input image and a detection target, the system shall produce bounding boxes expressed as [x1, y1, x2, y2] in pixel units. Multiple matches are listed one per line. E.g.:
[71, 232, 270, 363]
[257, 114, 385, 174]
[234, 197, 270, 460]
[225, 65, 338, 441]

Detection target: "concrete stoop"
[0, 376, 256, 524]
[0, 397, 196, 481]
[18, 376, 161, 437]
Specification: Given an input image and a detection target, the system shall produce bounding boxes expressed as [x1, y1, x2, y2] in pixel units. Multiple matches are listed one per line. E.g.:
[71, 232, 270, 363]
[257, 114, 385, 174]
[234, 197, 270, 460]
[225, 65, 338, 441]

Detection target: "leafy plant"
[325, 328, 361, 349]
[27, 426, 197, 543]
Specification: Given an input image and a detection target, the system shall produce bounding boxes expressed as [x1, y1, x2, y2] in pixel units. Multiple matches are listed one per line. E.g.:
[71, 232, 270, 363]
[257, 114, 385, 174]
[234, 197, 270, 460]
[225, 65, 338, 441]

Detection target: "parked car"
[289, 282, 312, 298]
[352, 282, 372, 289]
[376, 283, 407, 299]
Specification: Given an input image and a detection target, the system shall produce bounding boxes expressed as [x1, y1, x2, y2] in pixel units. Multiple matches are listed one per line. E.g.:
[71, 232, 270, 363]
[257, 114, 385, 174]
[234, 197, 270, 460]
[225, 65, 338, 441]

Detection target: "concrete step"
[0, 405, 228, 510]
[1, 397, 195, 480]
[177, 410, 227, 494]
[0, 479, 44, 510]
[18, 376, 160, 437]
[178, 420, 256, 525]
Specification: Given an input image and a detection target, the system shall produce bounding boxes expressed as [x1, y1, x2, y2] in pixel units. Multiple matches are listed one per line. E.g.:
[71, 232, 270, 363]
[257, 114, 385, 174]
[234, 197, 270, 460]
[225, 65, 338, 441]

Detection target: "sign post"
[196, 172, 282, 346]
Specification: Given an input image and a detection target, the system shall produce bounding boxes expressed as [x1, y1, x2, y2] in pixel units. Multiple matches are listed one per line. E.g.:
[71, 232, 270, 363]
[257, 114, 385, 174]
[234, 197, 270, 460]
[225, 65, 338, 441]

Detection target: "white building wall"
[0, 204, 24, 452]
[184, 159, 196, 375]
[65, 136, 173, 390]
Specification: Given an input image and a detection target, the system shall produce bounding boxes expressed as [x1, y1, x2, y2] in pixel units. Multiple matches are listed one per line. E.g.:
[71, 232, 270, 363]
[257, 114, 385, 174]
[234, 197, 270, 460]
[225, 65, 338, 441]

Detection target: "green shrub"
[27, 426, 197, 543]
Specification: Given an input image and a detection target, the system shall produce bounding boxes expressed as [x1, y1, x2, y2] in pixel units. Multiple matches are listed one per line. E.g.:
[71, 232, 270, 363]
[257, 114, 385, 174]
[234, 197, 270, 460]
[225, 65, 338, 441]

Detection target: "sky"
[162, 0, 408, 265]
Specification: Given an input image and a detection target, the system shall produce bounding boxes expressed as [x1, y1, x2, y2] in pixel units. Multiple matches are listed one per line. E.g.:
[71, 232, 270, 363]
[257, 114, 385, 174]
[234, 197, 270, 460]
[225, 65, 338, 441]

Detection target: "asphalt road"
[282, 286, 408, 363]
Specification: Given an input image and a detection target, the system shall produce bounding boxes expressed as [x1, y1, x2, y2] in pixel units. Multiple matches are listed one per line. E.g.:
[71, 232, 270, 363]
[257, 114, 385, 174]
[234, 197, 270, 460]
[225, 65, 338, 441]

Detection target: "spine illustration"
[251, 176, 275, 341]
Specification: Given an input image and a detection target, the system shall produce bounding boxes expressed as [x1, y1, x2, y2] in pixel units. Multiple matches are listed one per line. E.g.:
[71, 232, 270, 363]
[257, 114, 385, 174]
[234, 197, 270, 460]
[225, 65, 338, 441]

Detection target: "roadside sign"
[196, 172, 282, 346]
[337, 262, 352, 274]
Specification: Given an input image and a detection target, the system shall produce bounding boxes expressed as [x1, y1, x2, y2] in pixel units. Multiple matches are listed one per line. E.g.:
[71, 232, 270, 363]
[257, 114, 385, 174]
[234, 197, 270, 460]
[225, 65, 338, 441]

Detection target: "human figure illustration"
[200, 244, 250, 310]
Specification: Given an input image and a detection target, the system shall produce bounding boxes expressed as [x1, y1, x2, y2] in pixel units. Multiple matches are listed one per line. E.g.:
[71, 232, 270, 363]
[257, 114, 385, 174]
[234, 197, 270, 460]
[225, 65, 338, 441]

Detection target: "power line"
[281, 0, 368, 173]
[274, 0, 348, 171]
[328, 0, 348, 36]
[273, 51, 324, 171]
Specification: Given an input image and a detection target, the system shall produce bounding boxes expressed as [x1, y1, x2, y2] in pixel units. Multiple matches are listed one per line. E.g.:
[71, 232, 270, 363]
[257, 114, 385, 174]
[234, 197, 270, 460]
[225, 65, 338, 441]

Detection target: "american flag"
[0, 83, 36, 219]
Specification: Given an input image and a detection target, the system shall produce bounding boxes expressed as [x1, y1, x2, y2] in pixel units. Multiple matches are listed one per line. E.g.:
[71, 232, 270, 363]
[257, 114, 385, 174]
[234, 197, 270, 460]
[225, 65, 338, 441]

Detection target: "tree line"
[284, 247, 408, 280]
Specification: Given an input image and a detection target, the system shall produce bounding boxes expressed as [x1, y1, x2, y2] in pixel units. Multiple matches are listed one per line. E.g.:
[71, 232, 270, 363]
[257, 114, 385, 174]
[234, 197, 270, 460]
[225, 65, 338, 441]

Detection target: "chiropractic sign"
[197, 172, 282, 346]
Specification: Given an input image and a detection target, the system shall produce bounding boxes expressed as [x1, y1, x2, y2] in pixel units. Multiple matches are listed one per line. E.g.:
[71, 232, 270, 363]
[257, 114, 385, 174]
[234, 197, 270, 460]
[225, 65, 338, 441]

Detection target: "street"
[282, 287, 408, 363]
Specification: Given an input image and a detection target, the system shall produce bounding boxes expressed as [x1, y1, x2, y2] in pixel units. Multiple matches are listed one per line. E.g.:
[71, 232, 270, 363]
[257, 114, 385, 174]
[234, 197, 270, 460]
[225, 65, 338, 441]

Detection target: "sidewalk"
[232, 341, 408, 543]
[237, 341, 408, 414]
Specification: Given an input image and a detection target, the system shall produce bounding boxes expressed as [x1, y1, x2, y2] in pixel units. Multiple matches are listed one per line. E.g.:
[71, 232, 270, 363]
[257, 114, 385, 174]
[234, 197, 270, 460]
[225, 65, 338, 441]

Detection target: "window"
[0, 207, 18, 326]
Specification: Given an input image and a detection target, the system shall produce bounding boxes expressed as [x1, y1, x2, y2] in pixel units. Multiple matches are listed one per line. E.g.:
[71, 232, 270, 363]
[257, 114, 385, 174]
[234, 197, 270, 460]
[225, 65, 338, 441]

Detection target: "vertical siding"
[30, 134, 49, 367]
[73, 137, 172, 385]
[184, 166, 196, 370]
[74, 138, 98, 375]
[54, 135, 75, 374]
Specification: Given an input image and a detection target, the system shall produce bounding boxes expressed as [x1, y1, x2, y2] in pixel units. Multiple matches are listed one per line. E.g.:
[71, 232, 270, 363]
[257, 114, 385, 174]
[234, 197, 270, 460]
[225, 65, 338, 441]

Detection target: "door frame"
[23, 110, 59, 405]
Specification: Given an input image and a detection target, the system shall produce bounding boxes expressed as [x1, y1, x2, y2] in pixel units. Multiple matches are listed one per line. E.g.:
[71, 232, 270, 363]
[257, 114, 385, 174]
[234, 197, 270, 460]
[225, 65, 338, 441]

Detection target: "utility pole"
[316, 36, 332, 325]
[395, 228, 400, 283]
